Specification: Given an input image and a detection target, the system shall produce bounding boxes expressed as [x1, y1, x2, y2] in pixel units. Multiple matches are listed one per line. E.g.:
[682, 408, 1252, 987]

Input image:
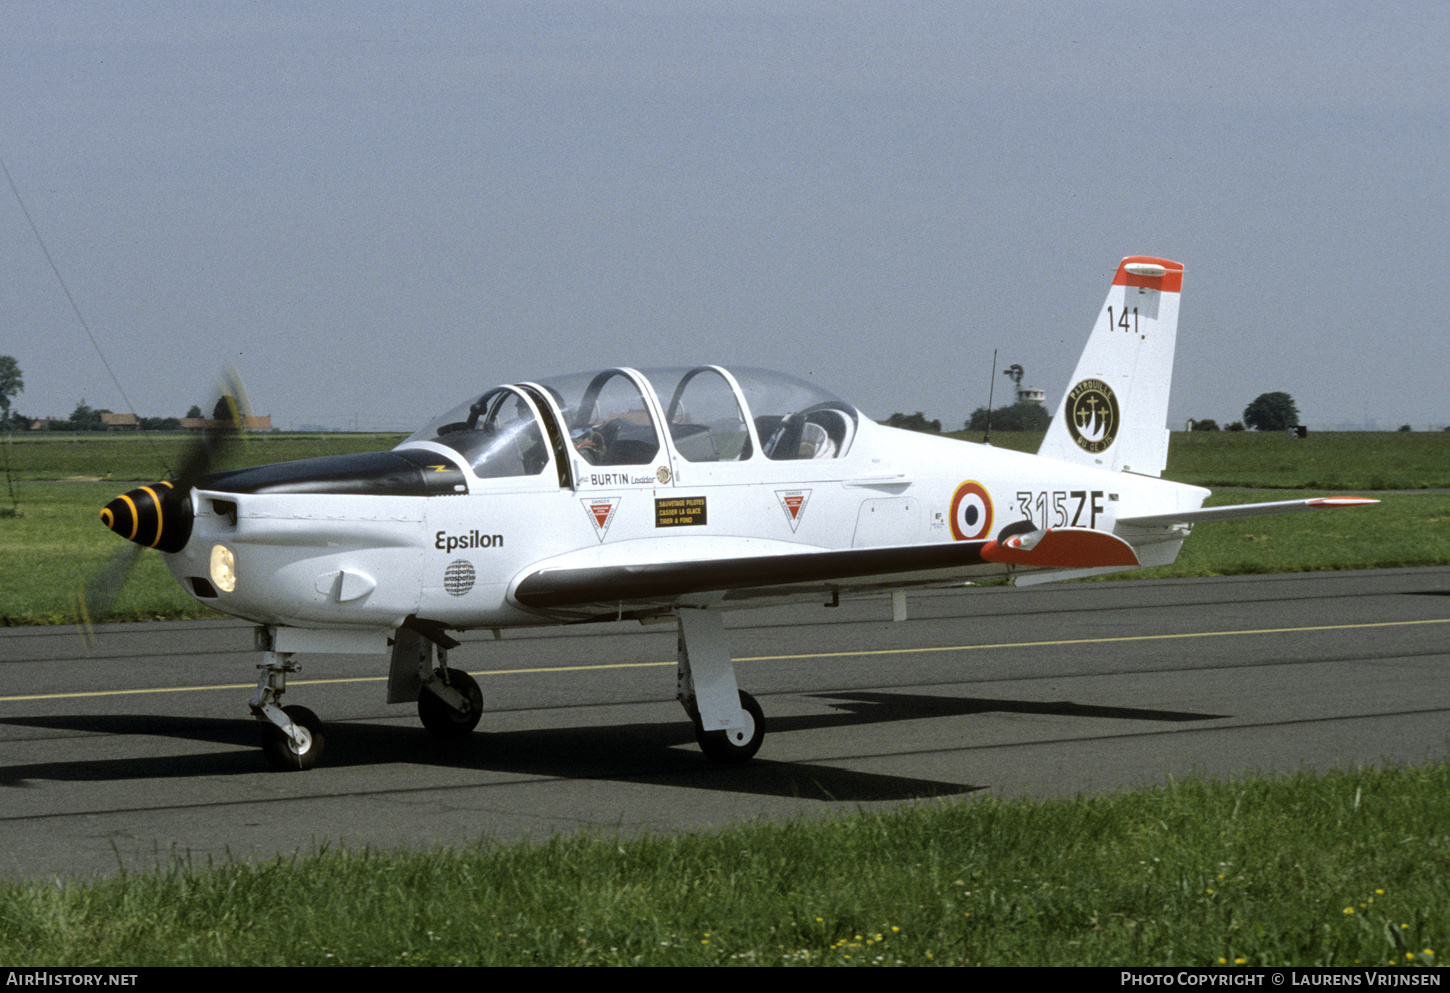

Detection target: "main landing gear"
[248, 612, 766, 770]
[417, 666, 483, 738]
[675, 607, 767, 763]
[388, 624, 483, 738]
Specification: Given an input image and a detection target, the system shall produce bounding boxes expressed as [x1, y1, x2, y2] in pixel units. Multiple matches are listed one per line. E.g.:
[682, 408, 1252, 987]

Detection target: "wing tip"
[982, 528, 1140, 568]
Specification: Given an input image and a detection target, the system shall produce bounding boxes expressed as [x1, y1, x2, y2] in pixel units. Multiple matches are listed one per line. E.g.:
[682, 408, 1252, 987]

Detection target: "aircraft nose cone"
[100, 482, 194, 553]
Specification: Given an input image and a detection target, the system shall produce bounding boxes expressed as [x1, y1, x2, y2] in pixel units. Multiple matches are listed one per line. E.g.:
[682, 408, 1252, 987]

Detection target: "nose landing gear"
[251, 648, 325, 772]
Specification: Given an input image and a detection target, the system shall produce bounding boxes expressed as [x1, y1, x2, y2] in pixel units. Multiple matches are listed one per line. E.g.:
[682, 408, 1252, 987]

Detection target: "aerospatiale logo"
[1065, 379, 1120, 454]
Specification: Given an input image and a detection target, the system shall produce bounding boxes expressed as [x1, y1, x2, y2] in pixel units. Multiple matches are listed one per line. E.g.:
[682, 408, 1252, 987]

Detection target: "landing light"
[210, 544, 237, 594]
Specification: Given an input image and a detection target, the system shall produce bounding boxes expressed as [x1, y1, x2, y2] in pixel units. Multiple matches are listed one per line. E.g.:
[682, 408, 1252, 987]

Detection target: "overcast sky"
[3, 2, 1446, 432]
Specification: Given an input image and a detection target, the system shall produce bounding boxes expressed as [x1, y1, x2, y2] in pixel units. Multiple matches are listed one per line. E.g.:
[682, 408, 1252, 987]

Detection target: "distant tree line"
[25, 402, 182, 432]
[883, 412, 941, 433]
[0, 356, 207, 431]
[1189, 392, 1301, 432]
[884, 402, 1053, 434]
[965, 401, 1050, 433]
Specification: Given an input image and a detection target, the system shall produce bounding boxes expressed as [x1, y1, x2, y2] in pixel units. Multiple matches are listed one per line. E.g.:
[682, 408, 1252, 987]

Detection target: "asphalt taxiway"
[2, 566, 1447, 879]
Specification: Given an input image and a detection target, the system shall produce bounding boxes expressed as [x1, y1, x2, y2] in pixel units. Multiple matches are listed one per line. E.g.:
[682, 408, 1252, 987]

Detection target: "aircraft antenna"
[1, 155, 174, 478]
[982, 348, 997, 444]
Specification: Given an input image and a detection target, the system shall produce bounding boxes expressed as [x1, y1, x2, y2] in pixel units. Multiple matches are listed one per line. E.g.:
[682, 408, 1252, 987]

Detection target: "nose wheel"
[251, 649, 327, 771]
[261, 705, 325, 771]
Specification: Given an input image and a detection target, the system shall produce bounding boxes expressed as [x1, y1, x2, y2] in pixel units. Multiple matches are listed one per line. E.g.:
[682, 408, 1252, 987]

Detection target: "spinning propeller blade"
[170, 365, 252, 492]
[75, 543, 144, 646]
[79, 367, 252, 641]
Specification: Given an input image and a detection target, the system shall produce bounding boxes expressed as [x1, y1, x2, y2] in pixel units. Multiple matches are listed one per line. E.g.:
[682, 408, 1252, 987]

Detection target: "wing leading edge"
[512, 527, 1141, 613]
[513, 540, 994, 611]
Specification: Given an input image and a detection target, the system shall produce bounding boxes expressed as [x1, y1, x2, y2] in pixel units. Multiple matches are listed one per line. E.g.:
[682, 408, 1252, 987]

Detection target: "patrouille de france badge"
[1065, 378, 1119, 453]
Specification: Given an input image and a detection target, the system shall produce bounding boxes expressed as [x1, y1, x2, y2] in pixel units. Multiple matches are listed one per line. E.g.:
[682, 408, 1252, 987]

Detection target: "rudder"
[1037, 256, 1183, 476]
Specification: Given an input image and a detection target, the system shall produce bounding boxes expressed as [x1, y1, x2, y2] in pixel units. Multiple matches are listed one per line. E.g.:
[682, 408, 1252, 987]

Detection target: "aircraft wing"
[515, 540, 991, 610]
[512, 528, 1139, 612]
[1116, 496, 1378, 528]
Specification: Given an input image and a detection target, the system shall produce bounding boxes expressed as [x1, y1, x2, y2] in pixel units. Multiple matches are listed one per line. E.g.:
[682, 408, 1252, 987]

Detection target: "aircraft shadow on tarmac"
[0, 690, 1228, 802]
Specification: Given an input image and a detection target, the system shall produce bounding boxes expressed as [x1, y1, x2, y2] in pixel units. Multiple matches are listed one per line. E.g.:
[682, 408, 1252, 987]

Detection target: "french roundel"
[950, 481, 993, 541]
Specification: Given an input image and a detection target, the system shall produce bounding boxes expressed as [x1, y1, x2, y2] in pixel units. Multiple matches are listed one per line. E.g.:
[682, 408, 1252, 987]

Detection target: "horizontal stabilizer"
[981, 527, 1140, 568]
[1118, 496, 1378, 528]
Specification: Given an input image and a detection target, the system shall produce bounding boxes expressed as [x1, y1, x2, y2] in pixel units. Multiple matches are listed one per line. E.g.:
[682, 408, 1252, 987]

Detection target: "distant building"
[183, 415, 273, 431]
[100, 412, 141, 430]
[1003, 364, 1045, 405]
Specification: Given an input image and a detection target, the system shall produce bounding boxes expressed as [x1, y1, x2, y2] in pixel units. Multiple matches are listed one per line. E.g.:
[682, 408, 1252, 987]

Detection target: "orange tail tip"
[982, 527, 1140, 569]
[1113, 256, 1184, 293]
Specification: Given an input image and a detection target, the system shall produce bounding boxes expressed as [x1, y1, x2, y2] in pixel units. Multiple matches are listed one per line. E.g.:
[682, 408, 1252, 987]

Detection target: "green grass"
[944, 430, 1450, 490]
[1, 764, 1446, 966]
[0, 482, 222, 625]
[10, 429, 1449, 489]
[1166, 431, 1450, 490]
[1121, 490, 1450, 579]
[0, 432, 407, 482]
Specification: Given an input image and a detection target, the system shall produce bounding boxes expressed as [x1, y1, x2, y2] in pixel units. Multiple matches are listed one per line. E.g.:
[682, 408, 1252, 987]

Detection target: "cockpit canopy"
[401, 366, 859, 479]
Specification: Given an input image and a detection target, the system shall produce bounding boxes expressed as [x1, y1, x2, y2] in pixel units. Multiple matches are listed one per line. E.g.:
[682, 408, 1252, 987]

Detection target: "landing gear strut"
[675, 607, 766, 762]
[250, 645, 325, 771]
[389, 627, 483, 738]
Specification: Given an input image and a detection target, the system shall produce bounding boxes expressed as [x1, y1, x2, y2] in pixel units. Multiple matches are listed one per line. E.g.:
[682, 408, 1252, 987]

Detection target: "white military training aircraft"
[96, 256, 1376, 770]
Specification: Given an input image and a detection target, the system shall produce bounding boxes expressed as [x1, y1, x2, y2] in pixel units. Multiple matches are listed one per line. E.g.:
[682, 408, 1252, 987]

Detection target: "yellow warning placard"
[655, 496, 707, 527]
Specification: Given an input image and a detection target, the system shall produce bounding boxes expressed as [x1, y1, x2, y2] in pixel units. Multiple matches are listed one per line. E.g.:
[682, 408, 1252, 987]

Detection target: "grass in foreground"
[1, 764, 1446, 966]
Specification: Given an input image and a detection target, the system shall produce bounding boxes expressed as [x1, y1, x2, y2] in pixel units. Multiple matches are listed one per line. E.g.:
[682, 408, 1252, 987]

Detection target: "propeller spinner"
[100, 480, 193, 552]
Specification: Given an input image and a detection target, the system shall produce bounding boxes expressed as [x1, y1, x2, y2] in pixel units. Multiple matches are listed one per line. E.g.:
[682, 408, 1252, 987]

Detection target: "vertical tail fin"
[1038, 256, 1183, 476]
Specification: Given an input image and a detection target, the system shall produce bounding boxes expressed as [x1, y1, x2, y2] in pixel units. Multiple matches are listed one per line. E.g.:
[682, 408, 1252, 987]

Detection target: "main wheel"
[419, 669, 483, 738]
[695, 690, 765, 763]
[262, 704, 324, 771]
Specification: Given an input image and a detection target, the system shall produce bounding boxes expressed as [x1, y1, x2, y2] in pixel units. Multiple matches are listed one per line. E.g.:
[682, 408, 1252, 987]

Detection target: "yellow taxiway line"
[2, 617, 1447, 705]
